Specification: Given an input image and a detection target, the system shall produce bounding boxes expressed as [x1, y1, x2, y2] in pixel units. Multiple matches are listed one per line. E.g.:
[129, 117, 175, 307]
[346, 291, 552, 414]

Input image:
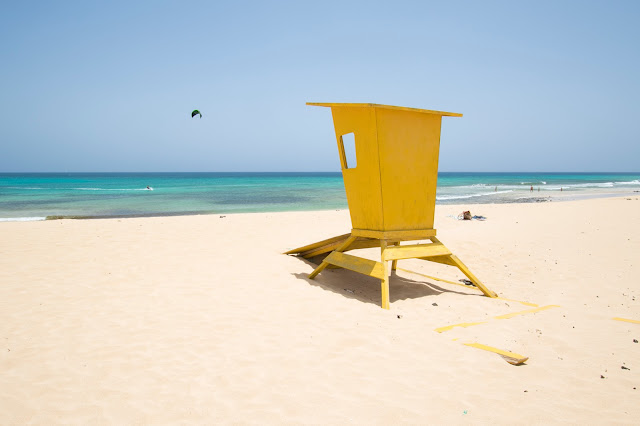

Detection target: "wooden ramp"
[285, 234, 381, 259]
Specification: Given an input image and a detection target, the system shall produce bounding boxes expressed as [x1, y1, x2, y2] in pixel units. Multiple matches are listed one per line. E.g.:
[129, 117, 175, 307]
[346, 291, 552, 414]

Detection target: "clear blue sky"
[1, 1, 638, 172]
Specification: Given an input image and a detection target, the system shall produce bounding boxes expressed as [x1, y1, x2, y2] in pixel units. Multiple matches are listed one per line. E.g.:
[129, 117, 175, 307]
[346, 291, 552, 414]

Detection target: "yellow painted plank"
[448, 255, 498, 298]
[612, 317, 640, 324]
[284, 233, 351, 255]
[324, 251, 385, 280]
[420, 254, 457, 266]
[299, 239, 350, 258]
[308, 261, 328, 279]
[307, 102, 463, 117]
[435, 305, 559, 333]
[435, 321, 489, 333]
[390, 242, 399, 271]
[308, 235, 357, 279]
[464, 343, 529, 365]
[302, 237, 384, 258]
[399, 267, 538, 306]
[351, 228, 436, 240]
[380, 240, 390, 309]
[397, 267, 476, 289]
[344, 239, 385, 251]
[493, 305, 560, 320]
[496, 297, 539, 308]
[382, 243, 451, 261]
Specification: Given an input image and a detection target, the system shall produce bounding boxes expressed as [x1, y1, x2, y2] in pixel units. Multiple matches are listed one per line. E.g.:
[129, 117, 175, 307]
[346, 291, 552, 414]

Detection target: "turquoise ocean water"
[1, 172, 639, 221]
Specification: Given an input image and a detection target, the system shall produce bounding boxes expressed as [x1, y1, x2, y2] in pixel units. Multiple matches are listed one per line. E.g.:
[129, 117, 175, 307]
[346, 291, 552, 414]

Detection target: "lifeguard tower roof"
[306, 102, 462, 117]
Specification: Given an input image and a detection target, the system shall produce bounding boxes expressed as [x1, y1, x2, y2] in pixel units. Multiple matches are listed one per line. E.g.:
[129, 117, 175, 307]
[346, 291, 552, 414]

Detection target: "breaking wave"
[436, 190, 513, 201]
[0, 217, 47, 222]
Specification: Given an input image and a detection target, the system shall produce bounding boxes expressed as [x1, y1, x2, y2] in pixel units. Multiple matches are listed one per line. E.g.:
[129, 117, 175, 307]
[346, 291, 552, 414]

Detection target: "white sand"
[1, 196, 639, 424]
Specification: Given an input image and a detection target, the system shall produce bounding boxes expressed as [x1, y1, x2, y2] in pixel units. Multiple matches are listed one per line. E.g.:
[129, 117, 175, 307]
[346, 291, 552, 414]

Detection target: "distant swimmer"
[530, 185, 533, 192]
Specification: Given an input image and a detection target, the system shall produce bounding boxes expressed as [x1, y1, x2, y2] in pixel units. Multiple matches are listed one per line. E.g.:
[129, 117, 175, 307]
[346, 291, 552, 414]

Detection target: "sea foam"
[436, 190, 513, 201]
[0, 217, 47, 222]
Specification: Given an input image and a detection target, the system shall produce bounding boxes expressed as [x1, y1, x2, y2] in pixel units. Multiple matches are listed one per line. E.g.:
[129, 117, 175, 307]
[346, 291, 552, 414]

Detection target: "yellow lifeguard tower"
[286, 103, 497, 309]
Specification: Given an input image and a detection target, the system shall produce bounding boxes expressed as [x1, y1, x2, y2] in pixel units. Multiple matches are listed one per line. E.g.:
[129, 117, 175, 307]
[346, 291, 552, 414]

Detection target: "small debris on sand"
[454, 211, 487, 221]
[432, 303, 438, 306]
[397, 315, 402, 319]
[621, 366, 631, 370]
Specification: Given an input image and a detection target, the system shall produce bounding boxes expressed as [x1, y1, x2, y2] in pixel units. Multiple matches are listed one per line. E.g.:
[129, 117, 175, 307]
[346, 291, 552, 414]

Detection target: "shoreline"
[1, 190, 639, 222]
[2, 172, 639, 222]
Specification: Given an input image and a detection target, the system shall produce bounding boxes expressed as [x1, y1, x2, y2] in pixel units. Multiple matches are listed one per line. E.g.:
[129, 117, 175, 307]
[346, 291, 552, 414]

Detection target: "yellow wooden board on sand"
[612, 317, 640, 324]
[464, 342, 529, 365]
[434, 321, 489, 333]
[435, 305, 560, 333]
[493, 305, 560, 319]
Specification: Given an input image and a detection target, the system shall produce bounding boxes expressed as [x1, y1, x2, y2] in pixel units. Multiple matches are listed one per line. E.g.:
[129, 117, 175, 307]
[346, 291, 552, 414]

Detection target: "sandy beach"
[1, 196, 639, 424]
